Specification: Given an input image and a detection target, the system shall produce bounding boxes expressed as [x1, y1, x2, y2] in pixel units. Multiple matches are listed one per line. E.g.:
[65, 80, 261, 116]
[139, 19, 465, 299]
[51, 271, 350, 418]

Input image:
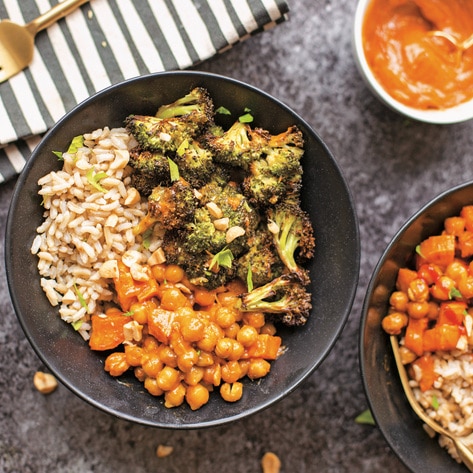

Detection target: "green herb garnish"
[209, 247, 234, 271]
[432, 395, 439, 410]
[415, 245, 424, 257]
[71, 320, 83, 331]
[238, 113, 253, 123]
[73, 283, 89, 312]
[142, 227, 153, 250]
[86, 167, 108, 192]
[177, 139, 189, 156]
[449, 287, 462, 299]
[216, 106, 231, 115]
[354, 409, 376, 425]
[168, 157, 180, 182]
[246, 263, 254, 292]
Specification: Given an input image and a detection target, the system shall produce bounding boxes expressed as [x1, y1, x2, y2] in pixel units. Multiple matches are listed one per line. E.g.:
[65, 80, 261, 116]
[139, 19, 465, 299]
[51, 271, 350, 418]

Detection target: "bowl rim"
[352, 0, 473, 125]
[359, 179, 473, 470]
[6, 70, 360, 429]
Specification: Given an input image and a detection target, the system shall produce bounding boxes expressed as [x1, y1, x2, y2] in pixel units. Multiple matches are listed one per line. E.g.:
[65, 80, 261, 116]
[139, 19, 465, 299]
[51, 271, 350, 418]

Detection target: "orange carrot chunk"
[412, 354, 436, 392]
[404, 317, 428, 357]
[423, 324, 461, 353]
[418, 234, 455, 268]
[89, 311, 132, 351]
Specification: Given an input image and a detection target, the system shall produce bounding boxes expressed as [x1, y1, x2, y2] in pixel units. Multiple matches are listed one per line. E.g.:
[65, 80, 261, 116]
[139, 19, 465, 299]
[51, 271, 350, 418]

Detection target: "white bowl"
[353, 0, 473, 125]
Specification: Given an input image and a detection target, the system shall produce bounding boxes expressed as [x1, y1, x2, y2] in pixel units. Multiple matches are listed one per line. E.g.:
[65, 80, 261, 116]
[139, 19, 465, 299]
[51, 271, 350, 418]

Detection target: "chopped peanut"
[156, 445, 174, 458]
[99, 259, 119, 279]
[148, 247, 166, 266]
[124, 187, 141, 206]
[213, 217, 230, 231]
[226, 226, 245, 243]
[33, 371, 58, 394]
[206, 201, 223, 219]
[261, 452, 281, 473]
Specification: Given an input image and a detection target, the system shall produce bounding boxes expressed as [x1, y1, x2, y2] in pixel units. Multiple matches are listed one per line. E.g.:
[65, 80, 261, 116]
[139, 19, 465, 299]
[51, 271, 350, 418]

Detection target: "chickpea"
[184, 366, 205, 386]
[142, 334, 160, 353]
[247, 358, 271, 380]
[157, 366, 181, 391]
[243, 311, 266, 329]
[430, 276, 456, 300]
[177, 349, 199, 373]
[33, 372, 58, 394]
[142, 354, 164, 378]
[144, 377, 164, 397]
[406, 301, 429, 319]
[125, 344, 144, 367]
[194, 287, 216, 307]
[196, 351, 214, 367]
[160, 286, 189, 311]
[426, 301, 440, 320]
[407, 278, 429, 302]
[203, 363, 221, 386]
[164, 382, 186, 408]
[445, 260, 468, 283]
[197, 322, 224, 352]
[164, 264, 185, 283]
[220, 382, 243, 403]
[381, 312, 408, 335]
[239, 360, 250, 378]
[215, 337, 244, 360]
[130, 299, 157, 325]
[105, 352, 130, 377]
[389, 291, 409, 312]
[134, 366, 146, 382]
[157, 345, 178, 368]
[215, 306, 237, 328]
[180, 314, 206, 342]
[151, 263, 166, 282]
[458, 276, 473, 299]
[224, 322, 240, 339]
[186, 383, 210, 410]
[399, 346, 417, 365]
[260, 322, 277, 336]
[221, 361, 243, 384]
[237, 325, 258, 347]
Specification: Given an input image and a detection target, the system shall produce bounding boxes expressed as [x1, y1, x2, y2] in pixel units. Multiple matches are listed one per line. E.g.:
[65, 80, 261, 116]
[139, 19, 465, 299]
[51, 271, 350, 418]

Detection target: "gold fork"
[0, 0, 90, 84]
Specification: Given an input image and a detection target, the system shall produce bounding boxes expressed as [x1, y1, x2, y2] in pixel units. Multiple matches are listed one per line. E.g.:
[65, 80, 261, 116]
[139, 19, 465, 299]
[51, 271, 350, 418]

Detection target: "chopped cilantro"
[209, 247, 234, 271]
[246, 263, 254, 292]
[73, 283, 89, 312]
[449, 287, 462, 299]
[167, 157, 180, 182]
[238, 113, 253, 123]
[71, 320, 83, 331]
[86, 167, 108, 192]
[432, 395, 439, 410]
[354, 409, 376, 425]
[216, 106, 231, 115]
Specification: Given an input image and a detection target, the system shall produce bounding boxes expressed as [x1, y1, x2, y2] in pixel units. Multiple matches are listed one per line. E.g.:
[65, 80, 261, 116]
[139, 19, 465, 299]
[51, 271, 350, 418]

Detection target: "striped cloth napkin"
[0, 0, 288, 183]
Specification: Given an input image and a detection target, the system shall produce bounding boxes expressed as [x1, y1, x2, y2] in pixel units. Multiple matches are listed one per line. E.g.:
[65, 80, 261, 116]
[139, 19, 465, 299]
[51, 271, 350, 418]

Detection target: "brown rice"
[31, 127, 161, 340]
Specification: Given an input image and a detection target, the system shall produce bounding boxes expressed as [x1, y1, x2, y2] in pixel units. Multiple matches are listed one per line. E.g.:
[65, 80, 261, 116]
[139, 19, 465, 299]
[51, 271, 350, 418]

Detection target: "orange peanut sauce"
[362, 0, 473, 110]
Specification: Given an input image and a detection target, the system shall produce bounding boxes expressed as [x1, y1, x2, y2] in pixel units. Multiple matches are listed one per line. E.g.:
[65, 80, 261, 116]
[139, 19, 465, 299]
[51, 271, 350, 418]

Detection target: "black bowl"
[6, 71, 359, 429]
[360, 181, 473, 472]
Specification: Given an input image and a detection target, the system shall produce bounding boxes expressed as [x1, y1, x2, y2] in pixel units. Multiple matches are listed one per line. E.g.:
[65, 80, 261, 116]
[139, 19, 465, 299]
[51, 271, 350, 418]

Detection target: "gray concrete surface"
[2, 0, 473, 471]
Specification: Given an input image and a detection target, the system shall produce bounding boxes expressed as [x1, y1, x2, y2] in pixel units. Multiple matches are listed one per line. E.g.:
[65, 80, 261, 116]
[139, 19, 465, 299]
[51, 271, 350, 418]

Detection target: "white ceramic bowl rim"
[353, 0, 473, 125]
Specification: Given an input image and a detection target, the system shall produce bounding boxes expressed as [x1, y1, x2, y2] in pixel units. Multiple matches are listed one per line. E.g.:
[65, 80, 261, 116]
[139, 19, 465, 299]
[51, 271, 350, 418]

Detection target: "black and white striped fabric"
[0, 0, 288, 183]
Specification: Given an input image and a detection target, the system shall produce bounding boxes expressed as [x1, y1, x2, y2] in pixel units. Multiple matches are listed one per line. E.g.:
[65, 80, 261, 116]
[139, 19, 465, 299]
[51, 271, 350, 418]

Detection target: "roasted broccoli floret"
[128, 147, 171, 195]
[155, 87, 214, 126]
[238, 273, 312, 326]
[175, 138, 217, 188]
[161, 233, 235, 290]
[264, 125, 305, 176]
[241, 159, 287, 207]
[240, 125, 305, 206]
[267, 202, 315, 284]
[133, 178, 196, 235]
[236, 228, 284, 288]
[205, 120, 269, 169]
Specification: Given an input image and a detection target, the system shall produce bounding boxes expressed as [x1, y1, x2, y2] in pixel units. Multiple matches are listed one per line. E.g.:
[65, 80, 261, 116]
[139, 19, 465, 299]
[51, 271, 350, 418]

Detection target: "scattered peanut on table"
[33, 371, 58, 394]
